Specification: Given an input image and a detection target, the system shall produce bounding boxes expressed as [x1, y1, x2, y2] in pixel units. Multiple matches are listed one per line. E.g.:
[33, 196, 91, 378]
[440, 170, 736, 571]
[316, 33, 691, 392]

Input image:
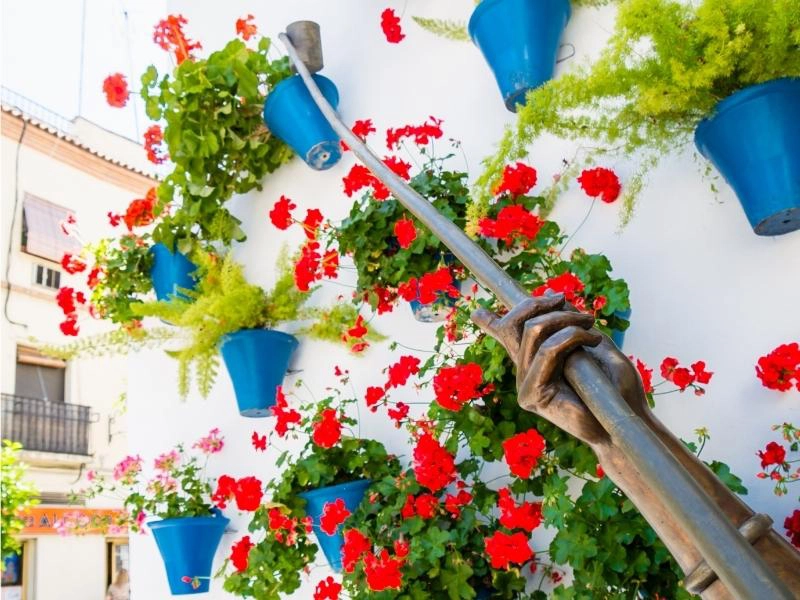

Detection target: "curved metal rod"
[278, 30, 793, 600]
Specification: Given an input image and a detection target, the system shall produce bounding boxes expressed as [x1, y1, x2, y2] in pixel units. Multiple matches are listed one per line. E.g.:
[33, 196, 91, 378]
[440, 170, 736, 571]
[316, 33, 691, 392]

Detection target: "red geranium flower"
[478, 205, 544, 246]
[433, 362, 491, 411]
[314, 576, 342, 600]
[394, 217, 416, 249]
[398, 267, 459, 306]
[273, 386, 301, 437]
[212, 475, 236, 509]
[630, 357, 654, 394]
[444, 490, 472, 518]
[341, 119, 376, 151]
[380, 8, 405, 44]
[364, 386, 384, 411]
[303, 208, 324, 240]
[230, 535, 253, 572]
[153, 14, 201, 64]
[660, 357, 713, 392]
[341, 529, 371, 573]
[343, 164, 380, 198]
[123, 188, 159, 231]
[484, 531, 533, 569]
[532, 272, 584, 304]
[364, 549, 404, 591]
[413, 433, 456, 492]
[346, 315, 368, 340]
[577, 167, 621, 203]
[497, 488, 542, 532]
[102, 73, 129, 108]
[756, 343, 800, 392]
[386, 117, 443, 150]
[269, 196, 296, 230]
[60, 317, 80, 337]
[414, 493, 439, 519]
[784, 510, 800, 548]
[387, 402, 409, 426]
[235, 14, 257, 40]
[385, 355, 421, 388]
[494, 163, 537, 197]
[758, 441, 787, 469]
[143, 125, 167, 164]
[320, 498, 351, 535]
[384, 156, 412, 180]
[312, 409, 342, 449]
[61, 253, 87, 275]
[251, 431, 267, 452]
[321, 250, 339, 279]
[503, 429, 546, 479]
[393, 539, 410, 558]
[294, 241, 321, 291]
[234, 476, 263, 511]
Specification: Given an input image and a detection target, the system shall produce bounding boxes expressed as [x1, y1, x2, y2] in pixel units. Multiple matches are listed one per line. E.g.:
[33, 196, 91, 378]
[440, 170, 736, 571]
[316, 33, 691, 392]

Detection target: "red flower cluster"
[102, 73, 129, 108]
[385, 355, 421, 388]
[274, 386, 301, 437]
[397, 267, 459, 305]
[394, 217, 417, 249]
[320, 498, 351, 535]
[494, 163, 537, 197]
[341, 528, 372, 572]
[756, 343, 800, 392]
[364, 548, 404, 591]
[484, 531, 534, 569]
[123, 188, 159, 231]
[532, 272, 585, 305]
[758, 441, 787, 469]
[230, 535, 253, 572]
[269, 196, 296, 230]
[56, 286, 86, 336]
[444, 489, 473, 518]
[631, 357, 654, 394]
[251, 431, 267, 452]
[213, 475, 263, 511]
[314, 576, 342, 600]
[302, 209, 324, 240]
[660, 357, 713, 393]
[577, 167, 621, 203]
[433, 362, 491, 411]
[235, 14, 257, 40]
[386, 117, 443, 150]
[387, 402, 409, 426]
[61, 253, 87, 275]
[784, 510, 800, 548]
[413, 433, 456, 492]
[312, 409, 343, 449]
[267, 507, 312, 546]
[497, 488, 542, 532]
[143, 125, 167, 164]
[342, 157, 410, 200]
[294, 241, 321, 291]
[153, 14, 201, 64]
[478, 205, 544, 245]
[341, 119, 376, 151]
[503, 429, 546, 479]
[364, 386, 385, 412]
[401, 493, 439, 520]
[380, 8, 405, 44]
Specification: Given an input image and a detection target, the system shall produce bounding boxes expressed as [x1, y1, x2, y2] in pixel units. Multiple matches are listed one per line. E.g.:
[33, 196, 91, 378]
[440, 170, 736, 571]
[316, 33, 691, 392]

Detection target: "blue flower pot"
[610, 307, 631, 349]
[694, 78, 800, 236]
[409, 288, 461, 323]
[298, 479, 372, 571]
[150, 243, 197, 301]
[263, 74, 342, 170]
[220, 329, 298, 418]
[469, 0, 571, 112]
[149, 513, 229, 595]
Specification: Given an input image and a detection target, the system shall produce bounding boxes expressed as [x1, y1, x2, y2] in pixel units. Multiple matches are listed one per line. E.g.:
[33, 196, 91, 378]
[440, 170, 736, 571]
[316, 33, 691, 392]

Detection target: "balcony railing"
[2, 394, 92, 456]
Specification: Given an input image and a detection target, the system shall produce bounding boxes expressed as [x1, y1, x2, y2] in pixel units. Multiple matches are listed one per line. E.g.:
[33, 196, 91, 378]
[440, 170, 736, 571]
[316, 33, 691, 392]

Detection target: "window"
[21, 193, 80, 263]
[15, 346, 66, 402]
[32, 264, 61, 290]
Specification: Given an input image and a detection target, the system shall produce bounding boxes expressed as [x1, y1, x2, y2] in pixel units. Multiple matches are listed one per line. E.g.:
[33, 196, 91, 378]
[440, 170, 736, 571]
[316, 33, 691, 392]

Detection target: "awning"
[22, 193, 81, 263]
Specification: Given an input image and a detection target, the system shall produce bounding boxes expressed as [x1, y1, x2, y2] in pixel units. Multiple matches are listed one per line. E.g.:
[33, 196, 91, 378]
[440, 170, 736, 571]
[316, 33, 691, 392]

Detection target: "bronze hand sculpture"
[472, 295, 800, 599]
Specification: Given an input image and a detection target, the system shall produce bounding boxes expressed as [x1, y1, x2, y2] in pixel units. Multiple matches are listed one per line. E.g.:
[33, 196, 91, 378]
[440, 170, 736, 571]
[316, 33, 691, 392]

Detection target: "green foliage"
[472, 0, 800, 226]
[37, 326, 176, 361]
[1, 441, 38, 563]
[141, 36, 294, 252]
[412, 17, 470, 42]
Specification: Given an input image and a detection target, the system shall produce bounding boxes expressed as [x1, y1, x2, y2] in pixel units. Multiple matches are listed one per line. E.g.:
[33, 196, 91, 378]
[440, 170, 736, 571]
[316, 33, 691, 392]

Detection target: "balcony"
[2, 394, 92, 456]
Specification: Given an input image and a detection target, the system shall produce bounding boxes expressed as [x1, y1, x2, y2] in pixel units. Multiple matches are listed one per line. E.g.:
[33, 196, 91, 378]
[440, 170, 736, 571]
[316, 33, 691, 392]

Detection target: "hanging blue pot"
[220, 329, 299, 418]
[409, 287, 462, 323]
[263, 74, 342, 170]
[469, 0, 571, 112]
[694, 78, 800, 236]
[298, 479, 372, 571]
[150, 243, 197, 301]
[610, 307, 632, 349]
[149, 512, 229, 595]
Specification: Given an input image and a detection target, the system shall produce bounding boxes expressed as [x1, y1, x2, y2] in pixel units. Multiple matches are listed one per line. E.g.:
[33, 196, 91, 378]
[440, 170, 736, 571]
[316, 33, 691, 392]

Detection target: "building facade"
[1, 91, 155, 600]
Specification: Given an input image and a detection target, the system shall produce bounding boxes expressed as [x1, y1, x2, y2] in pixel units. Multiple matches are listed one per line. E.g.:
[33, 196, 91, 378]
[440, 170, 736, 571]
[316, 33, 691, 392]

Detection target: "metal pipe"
[278, 30, 794, 600]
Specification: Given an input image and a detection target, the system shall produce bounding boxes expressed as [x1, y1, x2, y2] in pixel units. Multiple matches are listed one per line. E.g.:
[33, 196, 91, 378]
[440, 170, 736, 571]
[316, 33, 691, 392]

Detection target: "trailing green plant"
[1, 441, 38, 564]
[134, 251, 377, 398]
[471, 0, 800, 228]
[141, 36, 294, 253]
[38, 326, 177, 361]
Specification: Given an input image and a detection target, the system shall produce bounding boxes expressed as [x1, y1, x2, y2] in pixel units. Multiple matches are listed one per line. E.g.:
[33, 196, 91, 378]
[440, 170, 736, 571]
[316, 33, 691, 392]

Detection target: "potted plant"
[134, 251, 377, 415]
[222, 381, 399, 597]
[472, 0, 800, 234]
[1, 441, 39, 566]
[69, 430, 228, 595]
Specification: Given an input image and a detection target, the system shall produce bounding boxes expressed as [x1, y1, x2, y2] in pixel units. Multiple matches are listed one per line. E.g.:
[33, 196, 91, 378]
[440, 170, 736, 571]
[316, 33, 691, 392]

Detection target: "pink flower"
[193, 428, 224, 454]
[113, 455, 143, 484]
[154, 450, 179, 471]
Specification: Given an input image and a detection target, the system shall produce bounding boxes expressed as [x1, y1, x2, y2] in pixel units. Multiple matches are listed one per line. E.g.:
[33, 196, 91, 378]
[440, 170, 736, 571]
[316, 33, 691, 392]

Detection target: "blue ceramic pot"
[150, 243, 197, 301]
[610, 307, 632, 349]
[409, 287, 461, 323]
[469, 0, 571, 112]
[149, 513, 229, 595]
[263, 74, 342, 170]
[694, 78, 800, 236]
[220, 329, 299, 418]
[299, 479, 372, 571]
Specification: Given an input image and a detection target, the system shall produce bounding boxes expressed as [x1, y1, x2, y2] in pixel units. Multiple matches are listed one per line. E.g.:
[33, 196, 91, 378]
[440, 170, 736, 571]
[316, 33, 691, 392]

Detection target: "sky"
[2, 0, 169, 141]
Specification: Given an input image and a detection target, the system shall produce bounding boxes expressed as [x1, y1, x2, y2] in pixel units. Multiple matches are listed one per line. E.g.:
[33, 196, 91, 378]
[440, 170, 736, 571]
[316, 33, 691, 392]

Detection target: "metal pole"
[278, 31, 794, 600]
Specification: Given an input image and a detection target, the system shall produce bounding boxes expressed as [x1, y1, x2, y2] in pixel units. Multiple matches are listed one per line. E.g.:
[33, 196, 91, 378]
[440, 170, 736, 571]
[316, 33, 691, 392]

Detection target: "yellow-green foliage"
[37, 327, 177, 361]
[471, 0, 800, 228]
[412, 17, 470, 42]
[1, 441, 38, 563]
[303, 304, 386, 349]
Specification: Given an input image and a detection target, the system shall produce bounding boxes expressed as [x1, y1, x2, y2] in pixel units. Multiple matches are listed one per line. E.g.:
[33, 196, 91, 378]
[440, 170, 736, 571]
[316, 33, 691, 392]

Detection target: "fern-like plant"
[470, 0, 800, 228]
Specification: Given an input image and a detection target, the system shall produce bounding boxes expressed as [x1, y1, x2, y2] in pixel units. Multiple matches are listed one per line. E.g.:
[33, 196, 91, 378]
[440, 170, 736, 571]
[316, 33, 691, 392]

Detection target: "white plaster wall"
[124, 1, 800, 598]
[30, 535, 107, 600]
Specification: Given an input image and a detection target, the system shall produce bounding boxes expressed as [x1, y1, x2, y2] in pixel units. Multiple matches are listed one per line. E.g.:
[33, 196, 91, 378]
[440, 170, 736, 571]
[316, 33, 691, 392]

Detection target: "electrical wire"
[4, 120, 29, 329]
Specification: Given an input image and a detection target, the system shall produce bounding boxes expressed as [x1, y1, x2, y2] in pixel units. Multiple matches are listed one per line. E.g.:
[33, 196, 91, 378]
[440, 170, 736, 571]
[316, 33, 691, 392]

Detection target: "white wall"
[123, 1, 800, 598]
[31, 536, 107, 600]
